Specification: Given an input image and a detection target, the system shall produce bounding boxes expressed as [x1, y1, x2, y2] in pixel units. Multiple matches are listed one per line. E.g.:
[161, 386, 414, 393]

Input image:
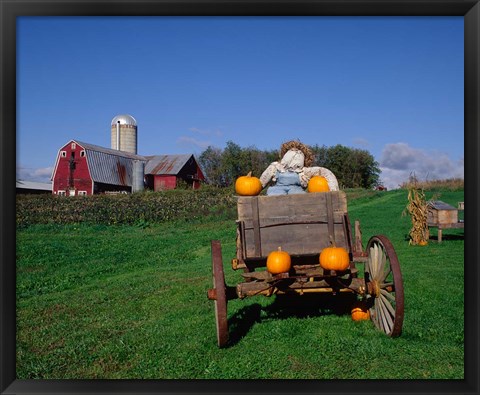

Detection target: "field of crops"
[16, 188, 464, 379]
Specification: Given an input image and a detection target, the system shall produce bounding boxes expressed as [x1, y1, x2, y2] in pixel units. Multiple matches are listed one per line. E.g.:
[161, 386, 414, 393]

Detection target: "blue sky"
[17, 16, 464, 189]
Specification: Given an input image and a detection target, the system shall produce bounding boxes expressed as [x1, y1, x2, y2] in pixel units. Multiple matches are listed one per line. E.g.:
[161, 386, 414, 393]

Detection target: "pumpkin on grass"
[319, 238, 350, 271]
[307, 175, 330, 193]
[351, 302, 370, 321]
[235, 172, 262, 196]
[267, 247, 291, 274]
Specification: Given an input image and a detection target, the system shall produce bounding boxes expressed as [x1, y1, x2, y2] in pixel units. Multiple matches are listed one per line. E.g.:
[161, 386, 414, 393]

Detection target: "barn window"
[80, 150, 86, 157]
[58, 190, 66, 196]
[61, 151, 66, 157]
[71, 142, 76, 150]
[78, 191, 87, 196]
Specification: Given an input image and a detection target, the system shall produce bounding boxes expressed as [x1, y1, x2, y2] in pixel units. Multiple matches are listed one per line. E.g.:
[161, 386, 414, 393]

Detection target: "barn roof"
[73, 140, 147, 186]
[427, 201, 457, 211]
[16, 180, 52, 191]
[144, 154, 196, 175]
[74, 140, 146, 161]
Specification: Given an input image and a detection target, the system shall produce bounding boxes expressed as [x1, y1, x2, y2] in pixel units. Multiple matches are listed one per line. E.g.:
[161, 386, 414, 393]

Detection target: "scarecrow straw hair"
[280, 140, 314, 167]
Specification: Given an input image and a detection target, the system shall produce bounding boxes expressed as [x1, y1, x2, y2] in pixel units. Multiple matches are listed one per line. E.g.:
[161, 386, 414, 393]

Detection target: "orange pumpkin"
[351, 302, 370, 321]
[235, 172, 262, 196]
[418, 240, 428, 246]
[307, 176, 330, 193]
[319, 240, 350, 271]
[266, 247, 291, 275]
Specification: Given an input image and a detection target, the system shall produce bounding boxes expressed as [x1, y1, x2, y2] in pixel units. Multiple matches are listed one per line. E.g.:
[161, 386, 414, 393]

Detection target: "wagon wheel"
[211, 240, 229, 347]
[364, 235, 404, 337]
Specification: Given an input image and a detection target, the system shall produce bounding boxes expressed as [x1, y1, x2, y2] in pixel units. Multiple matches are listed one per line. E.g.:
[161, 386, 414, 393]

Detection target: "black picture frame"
[2, 1, 478, 394]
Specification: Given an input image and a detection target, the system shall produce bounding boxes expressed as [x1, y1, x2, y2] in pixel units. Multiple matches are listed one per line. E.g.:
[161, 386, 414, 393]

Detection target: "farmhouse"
[52, 140, 205, 196]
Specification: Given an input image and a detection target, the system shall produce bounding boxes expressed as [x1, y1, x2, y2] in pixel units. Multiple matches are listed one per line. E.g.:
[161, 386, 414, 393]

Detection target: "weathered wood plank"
[354, 220, 363, 253]
[237, 191, 347, 220]
[243, 223, 348, 258]
[236, 276, 364, 298]
[251, 197, 262, 256]
[237, 192, 350, 259]
[326, 192, 335, 243]
[240, 266, 359, 281]
[241, 212, 345, 230]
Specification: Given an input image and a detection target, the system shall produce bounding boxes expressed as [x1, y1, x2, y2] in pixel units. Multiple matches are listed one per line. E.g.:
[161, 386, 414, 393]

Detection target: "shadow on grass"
[227, 293, 357, 347]
[403, 232, 465, 243]
[428, 233, 464, 242]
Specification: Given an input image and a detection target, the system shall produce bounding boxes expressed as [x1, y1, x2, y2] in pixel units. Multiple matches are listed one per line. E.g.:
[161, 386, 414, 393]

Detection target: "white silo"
[111, 114, 137, 154]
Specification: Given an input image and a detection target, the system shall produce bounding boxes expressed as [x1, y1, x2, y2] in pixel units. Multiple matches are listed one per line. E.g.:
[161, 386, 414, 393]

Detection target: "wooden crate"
[427, 200, 464, 242]
[427, 201, 458, 226]
[236, 191, 350, 259]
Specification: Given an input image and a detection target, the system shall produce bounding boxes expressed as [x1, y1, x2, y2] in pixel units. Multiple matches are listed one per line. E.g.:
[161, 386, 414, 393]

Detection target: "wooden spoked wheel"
[364, 235, 404, 337]
[211, 240, 229, 347]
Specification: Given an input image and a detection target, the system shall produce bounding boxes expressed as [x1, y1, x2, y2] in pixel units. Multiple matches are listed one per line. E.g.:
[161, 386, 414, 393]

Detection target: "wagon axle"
[207, 286, 237, 301]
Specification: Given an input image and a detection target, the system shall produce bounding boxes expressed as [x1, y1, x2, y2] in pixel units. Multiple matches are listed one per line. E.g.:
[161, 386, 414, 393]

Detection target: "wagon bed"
[236, 192, 351, 261]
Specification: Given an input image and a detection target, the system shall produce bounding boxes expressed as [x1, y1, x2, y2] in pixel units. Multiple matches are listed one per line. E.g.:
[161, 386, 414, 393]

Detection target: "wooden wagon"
[207, 191, 404, 347]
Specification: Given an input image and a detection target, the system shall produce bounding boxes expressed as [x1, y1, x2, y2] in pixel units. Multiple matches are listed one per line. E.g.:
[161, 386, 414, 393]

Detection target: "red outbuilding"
[144, 154, 204, 191]
[51, 140, 205, 196]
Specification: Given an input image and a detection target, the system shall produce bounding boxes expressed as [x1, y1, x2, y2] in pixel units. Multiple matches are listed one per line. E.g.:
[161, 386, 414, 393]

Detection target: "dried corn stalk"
[403, 185, 429, 245]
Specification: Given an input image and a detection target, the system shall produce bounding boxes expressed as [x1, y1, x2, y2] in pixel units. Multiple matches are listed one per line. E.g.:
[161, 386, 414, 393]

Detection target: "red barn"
[144, 154, 204, 190]
[52, 140, 205, 196]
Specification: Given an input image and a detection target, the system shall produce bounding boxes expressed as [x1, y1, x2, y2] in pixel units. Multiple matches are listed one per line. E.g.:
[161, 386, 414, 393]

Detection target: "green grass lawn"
[16, 189, 464, 379]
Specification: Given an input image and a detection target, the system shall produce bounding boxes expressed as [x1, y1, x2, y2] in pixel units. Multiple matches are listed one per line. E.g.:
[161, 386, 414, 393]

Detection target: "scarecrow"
[259, 140, 339, 195]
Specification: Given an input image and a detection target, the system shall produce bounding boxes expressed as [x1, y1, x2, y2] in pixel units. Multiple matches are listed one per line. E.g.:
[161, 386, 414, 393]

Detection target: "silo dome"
[111, 114, 138, 154]
[111, 114, 137, 126]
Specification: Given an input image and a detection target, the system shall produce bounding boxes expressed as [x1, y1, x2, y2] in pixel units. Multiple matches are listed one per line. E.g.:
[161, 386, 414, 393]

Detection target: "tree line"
[198, 141, 381, 189]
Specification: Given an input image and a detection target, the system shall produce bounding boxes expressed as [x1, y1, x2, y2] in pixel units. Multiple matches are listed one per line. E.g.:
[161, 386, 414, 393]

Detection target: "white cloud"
[379, 142, 464, 190]
[17, 166, 54, 182]
[176, 136, 211, 150]
[178, 127, 224, 151]
[188, 127, 205, 134]
[188, 127, 223, 137]
[352, 138, 370, 148]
